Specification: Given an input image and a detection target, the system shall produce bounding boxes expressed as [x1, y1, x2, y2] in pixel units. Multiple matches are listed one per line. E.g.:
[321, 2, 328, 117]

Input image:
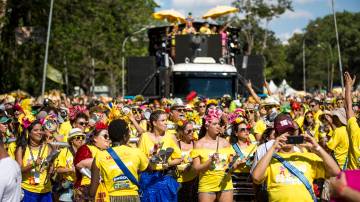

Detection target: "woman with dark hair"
[175, 119, 198, 202]
[89, 119, 149, 202]
[54, 128, 86, 201]
[302, 111, 321, 142]
[137, 110, 182, 202]
[230, 119, 257, 174]
[15, 120, 54, 202]
[73, 122, 110, 201]
[190, 108, 238, 202]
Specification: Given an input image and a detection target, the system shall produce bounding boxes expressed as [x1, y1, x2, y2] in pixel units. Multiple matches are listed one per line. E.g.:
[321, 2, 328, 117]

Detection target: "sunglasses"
[238, 128, 248, 132]
[74, 136, 85, 141]
[78, 122, 88, 126]
[310, 104, 316, 107]
[185, 129, 193, 134]
[198, 105, 206, 108]
[176, 109, 186, 112]
[306, 115, 313, 119]
[100, 134, 109, 140]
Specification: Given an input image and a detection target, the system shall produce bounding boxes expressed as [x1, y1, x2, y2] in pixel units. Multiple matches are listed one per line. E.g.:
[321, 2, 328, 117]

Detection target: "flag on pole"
[47, 64, 64, 85]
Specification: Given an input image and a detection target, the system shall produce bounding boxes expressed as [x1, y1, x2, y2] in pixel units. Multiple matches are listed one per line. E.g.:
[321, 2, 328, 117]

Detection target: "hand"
[300, 133, 320, 153]
[344, 72, 356, 88]
[35, 158, 43, 166]
[272, 133, 288, 151]
[264, 80, 269, 87]
[330, 172, 348, 198]
[210, 153, 219, 162]
[246, 80, 252, 89]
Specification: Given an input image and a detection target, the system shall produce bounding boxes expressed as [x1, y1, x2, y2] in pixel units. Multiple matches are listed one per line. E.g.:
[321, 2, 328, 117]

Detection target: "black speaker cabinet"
[126, 56, 157, 96]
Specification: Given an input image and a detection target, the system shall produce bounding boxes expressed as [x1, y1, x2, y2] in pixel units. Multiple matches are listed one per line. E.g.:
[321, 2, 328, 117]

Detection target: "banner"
[47, 64, 64, 85]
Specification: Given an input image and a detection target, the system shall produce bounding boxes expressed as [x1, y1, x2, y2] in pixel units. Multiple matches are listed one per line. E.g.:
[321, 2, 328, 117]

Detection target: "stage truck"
[125, 22, 264, 98]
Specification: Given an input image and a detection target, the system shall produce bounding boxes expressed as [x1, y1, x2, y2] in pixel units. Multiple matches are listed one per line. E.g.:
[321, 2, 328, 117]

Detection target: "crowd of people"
[0, 72, 359, 202]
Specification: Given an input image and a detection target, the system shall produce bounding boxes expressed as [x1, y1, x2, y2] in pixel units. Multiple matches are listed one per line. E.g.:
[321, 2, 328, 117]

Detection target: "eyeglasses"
[74, 136, 85, 141]
[78, 122, 88, 126]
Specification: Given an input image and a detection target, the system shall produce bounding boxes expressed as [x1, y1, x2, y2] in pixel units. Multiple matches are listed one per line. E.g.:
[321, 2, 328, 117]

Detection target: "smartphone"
[286, 136, 304, 144]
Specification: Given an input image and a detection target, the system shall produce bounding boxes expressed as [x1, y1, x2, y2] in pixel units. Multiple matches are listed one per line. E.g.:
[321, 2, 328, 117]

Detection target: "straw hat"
[331, 108, 347, 125]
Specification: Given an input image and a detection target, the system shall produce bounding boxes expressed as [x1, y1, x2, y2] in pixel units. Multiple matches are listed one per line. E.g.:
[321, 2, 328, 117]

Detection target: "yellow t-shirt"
[233, 144, 257, 173]
[314, 110, 323, 123]
[253, 119, 266, 136]
[59, 121, 72, 142]
[138, 132, 181, 170]
[95, 145, 148, 196]
[199, 26, 211, 34]
[294, 116, 305, 129]
[190, 147, 235, 192]
[81, 145, 100, 186]
[255, 152, 326, 202]
[21, 144, 52, 193]
[55, 147, 75, 182]
[7, 142, 17, 160]
[326, 126, 349, 169]
[347, 117, 360, 170]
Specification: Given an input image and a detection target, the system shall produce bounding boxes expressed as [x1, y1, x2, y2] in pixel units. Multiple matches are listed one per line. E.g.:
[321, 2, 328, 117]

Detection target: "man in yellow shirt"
[344, 72, 360, 169]
[309, 99, 323, 123]
[90, 119, 149, 201]
[252, 114, 340, 202]
[199, 22, 211, 34]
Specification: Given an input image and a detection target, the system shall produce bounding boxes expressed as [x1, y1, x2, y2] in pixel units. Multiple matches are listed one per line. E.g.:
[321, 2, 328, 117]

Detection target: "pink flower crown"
[204, 108, 223, 125]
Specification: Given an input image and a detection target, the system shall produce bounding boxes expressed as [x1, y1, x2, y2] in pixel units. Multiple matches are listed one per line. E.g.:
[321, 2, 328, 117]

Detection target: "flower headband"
[204, 108, 222, 125]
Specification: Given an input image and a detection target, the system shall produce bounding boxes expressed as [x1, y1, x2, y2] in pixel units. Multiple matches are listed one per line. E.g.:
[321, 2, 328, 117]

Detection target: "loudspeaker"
[175, 34, 221, 63]
[126, 56, 157, 96]
[235, 55, 264, 93]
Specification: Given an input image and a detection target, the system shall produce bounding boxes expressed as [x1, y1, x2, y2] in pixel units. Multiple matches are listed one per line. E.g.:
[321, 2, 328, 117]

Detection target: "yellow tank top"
[21, 144, 52, 193]
[190, 147, 235, 192]
[138, 132, 181, 170]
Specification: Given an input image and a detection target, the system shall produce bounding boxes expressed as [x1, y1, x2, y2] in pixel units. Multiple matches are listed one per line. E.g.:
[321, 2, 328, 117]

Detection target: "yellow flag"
[47, 64, 64, 85]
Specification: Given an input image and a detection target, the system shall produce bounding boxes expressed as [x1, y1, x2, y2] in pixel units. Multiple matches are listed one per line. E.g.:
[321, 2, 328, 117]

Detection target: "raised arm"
[245, 80, 261, 104]
[344, 72, 356, 119]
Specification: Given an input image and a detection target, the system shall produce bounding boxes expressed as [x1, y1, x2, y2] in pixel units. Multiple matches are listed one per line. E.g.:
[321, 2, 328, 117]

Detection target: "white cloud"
[278, 28, 303, 45]
[293, 0, 317, 4]
[282, 10, 313, 19]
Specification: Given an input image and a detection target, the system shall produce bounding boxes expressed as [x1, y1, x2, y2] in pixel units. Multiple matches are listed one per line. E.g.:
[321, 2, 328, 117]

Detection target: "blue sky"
[155, 0, 360, 43]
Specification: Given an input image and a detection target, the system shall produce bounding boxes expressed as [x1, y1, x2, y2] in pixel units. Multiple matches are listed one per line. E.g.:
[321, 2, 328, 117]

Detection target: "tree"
[286, 11, 360, 91]
[232, 0, 293, 55]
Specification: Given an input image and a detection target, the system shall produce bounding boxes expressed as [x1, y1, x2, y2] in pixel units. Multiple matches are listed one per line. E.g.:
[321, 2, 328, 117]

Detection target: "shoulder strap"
[232, 143, 245, 159]
[107, 147, 140, 188]
[273, 153, 317, 202]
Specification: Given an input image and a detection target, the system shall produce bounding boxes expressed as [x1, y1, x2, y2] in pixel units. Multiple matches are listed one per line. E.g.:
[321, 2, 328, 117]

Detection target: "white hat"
[68, 128, 85, 139]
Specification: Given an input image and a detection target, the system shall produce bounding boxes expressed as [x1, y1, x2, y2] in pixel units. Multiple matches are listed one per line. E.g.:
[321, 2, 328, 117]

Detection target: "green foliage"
[285, 11, 360, 91]
[0, 0, 157, 96]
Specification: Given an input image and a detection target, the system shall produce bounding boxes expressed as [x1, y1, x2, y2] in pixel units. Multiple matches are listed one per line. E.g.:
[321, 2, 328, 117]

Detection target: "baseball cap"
[274, 114, 295, 135]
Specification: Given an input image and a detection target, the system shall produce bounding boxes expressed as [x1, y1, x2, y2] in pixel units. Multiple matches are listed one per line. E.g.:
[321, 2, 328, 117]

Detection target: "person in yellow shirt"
[191, 108, 240, 202]
[252, 114, 340, 202]
[90, 119, 149, 201]
[199, 22, 212, 34]
[73, 123, 110, 201]
[15, 120, 54, 201]
[137, 110, 182, 202]
[175, 119, 198, 202]
[302, 111, 322, 142]
[325, 108, 349, 169]
[344, 72, 360, 170]
[55, 128, 86, 201]
[230, 119, 257, 174]
[309, 99, 323, 123]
